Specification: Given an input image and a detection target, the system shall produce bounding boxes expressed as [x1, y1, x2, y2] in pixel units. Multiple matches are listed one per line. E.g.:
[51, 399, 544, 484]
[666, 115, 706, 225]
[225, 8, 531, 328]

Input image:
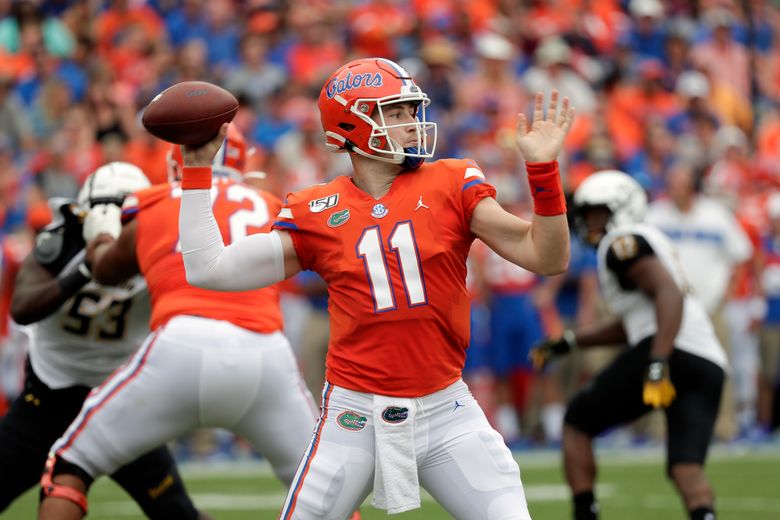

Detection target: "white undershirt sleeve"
[179, 189, 285, 291]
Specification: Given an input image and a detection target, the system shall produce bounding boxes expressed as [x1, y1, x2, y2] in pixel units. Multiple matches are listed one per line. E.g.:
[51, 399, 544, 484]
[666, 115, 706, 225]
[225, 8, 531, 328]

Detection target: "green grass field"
[6, 446, 780, 519]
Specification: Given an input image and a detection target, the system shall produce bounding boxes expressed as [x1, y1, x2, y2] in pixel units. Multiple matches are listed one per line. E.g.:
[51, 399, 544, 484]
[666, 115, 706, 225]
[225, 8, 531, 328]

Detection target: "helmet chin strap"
[401, 148, 425, 170]
[387, 134, 426, 170]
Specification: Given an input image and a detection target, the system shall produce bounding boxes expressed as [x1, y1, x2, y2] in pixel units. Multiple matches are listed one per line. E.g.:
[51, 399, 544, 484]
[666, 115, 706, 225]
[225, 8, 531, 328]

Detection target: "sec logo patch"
[371, 203, 389, 218]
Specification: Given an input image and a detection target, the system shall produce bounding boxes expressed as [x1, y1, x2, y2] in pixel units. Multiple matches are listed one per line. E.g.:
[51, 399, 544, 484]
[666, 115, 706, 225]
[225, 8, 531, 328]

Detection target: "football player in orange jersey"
[37, 130, 320, 520]
[4, 164, 211, 520]
[178, 58, 574, 520]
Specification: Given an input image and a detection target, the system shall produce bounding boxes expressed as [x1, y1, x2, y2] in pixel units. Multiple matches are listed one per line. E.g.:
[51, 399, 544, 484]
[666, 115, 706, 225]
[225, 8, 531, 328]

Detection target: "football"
[141, 81, 239, 146]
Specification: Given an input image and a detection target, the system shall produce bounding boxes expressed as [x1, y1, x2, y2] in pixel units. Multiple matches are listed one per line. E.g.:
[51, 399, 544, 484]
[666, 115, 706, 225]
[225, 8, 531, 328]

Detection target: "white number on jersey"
[174, 183, 270, 251]
[62, 291, 133, 340]
[225, 183, 270, 241]
[357, 221, 427, 312]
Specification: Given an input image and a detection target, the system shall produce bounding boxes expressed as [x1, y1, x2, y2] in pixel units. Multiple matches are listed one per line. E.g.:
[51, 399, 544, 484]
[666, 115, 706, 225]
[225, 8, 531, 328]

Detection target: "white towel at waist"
[372, 395, 420, 514]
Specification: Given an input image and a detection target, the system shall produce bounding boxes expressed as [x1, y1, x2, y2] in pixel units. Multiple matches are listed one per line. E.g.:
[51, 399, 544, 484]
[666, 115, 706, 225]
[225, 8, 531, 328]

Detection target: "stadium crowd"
[0, 0, 780, 461]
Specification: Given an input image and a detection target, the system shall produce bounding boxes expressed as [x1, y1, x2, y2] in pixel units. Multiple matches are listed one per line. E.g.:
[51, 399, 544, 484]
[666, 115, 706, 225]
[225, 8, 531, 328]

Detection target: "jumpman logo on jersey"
[453, 400, 465, 412]
[415, 196, 430, 211]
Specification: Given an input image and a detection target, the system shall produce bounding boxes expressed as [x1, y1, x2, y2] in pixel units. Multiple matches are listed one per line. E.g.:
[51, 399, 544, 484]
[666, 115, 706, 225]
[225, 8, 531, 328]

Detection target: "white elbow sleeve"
[180, 189, 285, 291]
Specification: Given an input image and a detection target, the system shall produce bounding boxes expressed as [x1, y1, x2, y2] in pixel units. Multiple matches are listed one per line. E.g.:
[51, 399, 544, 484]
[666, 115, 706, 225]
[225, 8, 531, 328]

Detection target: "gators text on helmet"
[318, 58, 437, 170]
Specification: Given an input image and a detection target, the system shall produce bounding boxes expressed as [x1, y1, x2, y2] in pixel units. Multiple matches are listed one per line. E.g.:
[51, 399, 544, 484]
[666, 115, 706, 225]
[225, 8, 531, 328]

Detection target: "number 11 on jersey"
[357, 221, 428, 312]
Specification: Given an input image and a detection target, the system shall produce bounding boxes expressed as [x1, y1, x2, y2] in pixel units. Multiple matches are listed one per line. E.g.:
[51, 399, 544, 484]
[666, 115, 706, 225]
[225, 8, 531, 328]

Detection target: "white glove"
[83, 203, 122, 242]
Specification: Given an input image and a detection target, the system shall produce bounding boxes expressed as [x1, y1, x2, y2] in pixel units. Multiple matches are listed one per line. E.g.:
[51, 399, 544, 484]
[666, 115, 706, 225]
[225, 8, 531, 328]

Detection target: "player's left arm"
[630, 255, 682, 408]
[471, 91, 574, 275]
[610, 234, 681, 408]
[87, 220, 141, 286]
[470, 200, 568, 275]
[623, 255, 682, 361]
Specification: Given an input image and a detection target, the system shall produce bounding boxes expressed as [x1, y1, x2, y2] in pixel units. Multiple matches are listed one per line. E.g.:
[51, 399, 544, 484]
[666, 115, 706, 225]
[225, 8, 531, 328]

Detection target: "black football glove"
[529, 330, 576, 371]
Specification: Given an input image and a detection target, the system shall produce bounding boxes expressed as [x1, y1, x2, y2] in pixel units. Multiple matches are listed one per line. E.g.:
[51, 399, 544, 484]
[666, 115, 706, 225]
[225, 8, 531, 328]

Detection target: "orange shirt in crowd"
[125, 138, 170, 185]
[607, 85, 680, 160]
[287, 42, 345, 89]
[95, 5, 164, 58]
[347, 2, 414, 58]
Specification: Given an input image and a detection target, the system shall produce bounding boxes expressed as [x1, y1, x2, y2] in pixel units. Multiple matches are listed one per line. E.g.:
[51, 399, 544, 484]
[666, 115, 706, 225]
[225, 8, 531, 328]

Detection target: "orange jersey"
[124, 177, 283, 333]
[273, 159, 496, 396]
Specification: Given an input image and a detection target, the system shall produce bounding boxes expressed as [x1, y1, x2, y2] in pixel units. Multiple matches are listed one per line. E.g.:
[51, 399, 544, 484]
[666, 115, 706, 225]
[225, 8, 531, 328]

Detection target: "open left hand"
[516, 90, 575, 163]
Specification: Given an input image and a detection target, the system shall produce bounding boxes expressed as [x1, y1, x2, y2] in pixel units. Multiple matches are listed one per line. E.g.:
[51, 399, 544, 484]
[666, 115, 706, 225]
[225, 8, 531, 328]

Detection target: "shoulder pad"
[34, 199, 86, 274]
[34, 227, 66, 268]
[121, 184, 172, 223]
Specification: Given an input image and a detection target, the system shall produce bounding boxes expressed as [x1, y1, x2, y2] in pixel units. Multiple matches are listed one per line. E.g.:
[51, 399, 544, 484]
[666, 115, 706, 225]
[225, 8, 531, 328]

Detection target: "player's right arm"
[11, 201, 93, 324]
[529, 319, 627, 370]
[11, 254, 88, 325]
[11, 240, 91, 326]
[178, 124, 301, 291]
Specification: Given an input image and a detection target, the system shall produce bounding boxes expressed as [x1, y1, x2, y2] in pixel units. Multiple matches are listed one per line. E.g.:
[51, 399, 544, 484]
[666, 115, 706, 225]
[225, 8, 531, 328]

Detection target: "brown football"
[141, 81, 238, 146]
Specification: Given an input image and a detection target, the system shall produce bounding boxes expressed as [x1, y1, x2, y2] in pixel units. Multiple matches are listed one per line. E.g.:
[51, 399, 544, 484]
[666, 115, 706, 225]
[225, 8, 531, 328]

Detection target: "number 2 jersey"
[28, 252, 151, 390]
[125, 177, 283, 334]
[273, 158, 496, 397]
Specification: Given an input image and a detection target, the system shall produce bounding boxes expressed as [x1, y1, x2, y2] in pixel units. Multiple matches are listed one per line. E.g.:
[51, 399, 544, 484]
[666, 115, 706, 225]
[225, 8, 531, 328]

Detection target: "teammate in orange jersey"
[178, 58, 574, 519]
[37, 134, 320, 520]
[5, 164, 209, 519]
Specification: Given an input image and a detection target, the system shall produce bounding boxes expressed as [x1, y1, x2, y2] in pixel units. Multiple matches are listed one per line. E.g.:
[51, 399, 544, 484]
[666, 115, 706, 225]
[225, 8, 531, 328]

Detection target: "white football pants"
[52, 315, 318, 485]
[279, 379, 531, 520]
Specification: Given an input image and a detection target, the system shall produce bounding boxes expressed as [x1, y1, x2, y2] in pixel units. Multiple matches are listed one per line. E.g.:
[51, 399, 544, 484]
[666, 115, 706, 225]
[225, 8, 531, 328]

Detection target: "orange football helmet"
[165, 124, 250, 182]
[318, 58, 437, 170]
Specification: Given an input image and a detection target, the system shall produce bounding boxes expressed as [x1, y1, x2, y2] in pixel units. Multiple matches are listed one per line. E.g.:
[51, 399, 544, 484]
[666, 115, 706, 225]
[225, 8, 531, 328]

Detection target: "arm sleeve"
[179, 189, 285, 291]
[272, 197, 317, 271]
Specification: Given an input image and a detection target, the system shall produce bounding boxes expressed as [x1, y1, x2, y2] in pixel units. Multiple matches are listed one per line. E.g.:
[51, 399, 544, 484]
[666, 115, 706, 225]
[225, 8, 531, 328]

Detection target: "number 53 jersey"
[29, 256, 151, 390]
[273, 159, 496, 397]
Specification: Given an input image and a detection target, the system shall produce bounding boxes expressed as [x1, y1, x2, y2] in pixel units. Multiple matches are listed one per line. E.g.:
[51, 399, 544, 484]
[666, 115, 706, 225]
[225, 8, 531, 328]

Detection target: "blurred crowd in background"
[1, 0, 780, 460]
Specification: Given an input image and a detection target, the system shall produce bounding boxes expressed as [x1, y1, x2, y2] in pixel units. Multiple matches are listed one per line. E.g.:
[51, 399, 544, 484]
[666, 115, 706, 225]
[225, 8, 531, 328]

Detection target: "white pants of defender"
[280, 380, 531, 520]
[53, 315, 318, 484]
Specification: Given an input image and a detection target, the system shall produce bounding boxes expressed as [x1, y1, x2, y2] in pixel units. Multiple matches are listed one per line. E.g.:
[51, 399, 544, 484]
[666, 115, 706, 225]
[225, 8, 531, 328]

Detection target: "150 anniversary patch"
[309, 194, 339, 213]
